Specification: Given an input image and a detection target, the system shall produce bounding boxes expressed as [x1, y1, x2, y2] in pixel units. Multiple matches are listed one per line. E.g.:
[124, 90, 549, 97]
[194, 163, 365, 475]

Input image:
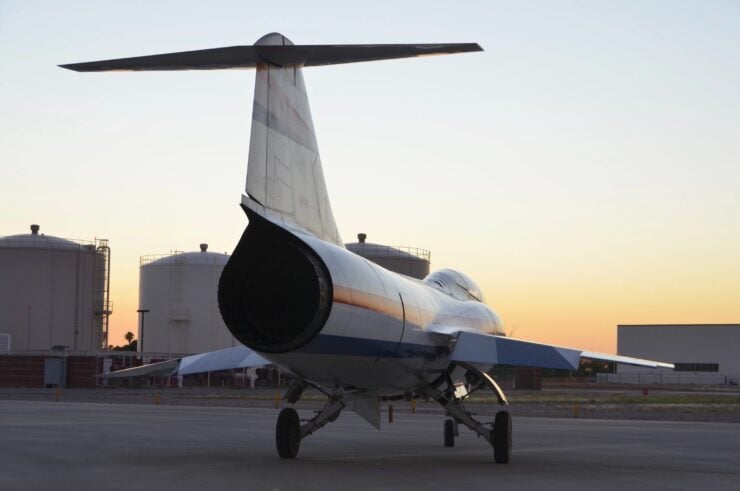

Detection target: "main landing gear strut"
[423, 363, 512, 464]
[275, 380, 345, 459]
[274, 369, 512, 463]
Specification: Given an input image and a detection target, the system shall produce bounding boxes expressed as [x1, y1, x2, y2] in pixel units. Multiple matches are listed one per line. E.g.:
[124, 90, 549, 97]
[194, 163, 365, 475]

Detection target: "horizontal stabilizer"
[451, 331, 674, 370]
[105, 358, 179, 378]
[60, 43, 482, 72]
[177, 345, 270, 375]
[105, 346, 271, 379]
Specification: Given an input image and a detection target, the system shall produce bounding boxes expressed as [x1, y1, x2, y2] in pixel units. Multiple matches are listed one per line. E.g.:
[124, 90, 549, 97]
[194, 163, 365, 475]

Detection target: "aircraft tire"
[493, 410, 512, 464]
[276, 408, 301, 459]
[444, 419, 455, 447]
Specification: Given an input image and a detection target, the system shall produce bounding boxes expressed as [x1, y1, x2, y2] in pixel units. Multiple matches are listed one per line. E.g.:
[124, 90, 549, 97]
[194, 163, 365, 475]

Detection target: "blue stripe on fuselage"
[296, 334, 449, 360]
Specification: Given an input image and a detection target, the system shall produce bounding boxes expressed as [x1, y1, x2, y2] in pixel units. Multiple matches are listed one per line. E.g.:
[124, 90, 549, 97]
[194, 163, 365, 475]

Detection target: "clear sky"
[1, 1, 739, 352]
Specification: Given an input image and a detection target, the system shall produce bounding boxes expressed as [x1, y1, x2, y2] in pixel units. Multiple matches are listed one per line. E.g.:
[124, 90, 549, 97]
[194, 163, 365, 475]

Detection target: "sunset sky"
[1, 1, 738, 353]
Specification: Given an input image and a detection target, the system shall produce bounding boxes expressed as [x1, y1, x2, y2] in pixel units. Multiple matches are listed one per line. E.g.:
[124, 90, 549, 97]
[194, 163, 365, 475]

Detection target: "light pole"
[137, 309, 150, 353]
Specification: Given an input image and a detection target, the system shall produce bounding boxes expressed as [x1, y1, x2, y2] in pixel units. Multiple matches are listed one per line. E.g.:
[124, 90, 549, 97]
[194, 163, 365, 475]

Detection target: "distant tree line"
[108, 331, 137, 351]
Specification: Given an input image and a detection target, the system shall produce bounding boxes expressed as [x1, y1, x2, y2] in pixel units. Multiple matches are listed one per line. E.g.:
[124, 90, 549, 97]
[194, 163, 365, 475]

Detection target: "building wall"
[615, 324, 740, 384]
[0, 355, 45, 387]
[0, 355, 100, 388]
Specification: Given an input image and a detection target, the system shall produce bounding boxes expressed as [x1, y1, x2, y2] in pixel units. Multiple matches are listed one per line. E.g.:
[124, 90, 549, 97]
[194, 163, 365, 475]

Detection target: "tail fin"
[243, 33, 342, 245]
[60, 33, 482, 246]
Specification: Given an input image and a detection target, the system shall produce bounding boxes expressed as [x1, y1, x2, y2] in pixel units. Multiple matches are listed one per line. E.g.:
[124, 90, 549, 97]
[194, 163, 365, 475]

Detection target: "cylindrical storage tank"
[0, 225, 106, 352]
[138, 244, 236, 354]
[345, 233, 431, 279]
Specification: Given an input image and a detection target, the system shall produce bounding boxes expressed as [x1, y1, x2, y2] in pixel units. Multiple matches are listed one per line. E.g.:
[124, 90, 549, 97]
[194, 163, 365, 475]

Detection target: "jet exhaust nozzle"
[218, 213, 332, 353]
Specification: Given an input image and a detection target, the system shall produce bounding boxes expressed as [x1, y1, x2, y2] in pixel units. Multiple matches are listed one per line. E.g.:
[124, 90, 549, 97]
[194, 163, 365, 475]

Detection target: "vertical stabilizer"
[244, 33, 342, 246]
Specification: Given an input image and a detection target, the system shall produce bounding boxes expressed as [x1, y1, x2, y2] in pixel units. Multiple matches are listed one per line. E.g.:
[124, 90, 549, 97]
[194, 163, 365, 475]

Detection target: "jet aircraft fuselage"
[219, 208, 503, 394]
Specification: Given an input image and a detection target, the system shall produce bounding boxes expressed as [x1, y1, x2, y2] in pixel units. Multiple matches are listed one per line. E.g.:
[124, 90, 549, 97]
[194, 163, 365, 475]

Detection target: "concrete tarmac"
[1, 400, 738, 491]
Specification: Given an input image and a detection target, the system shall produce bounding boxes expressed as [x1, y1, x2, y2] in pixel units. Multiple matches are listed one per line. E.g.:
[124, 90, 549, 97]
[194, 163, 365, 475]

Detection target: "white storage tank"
[0, 224, 110, 352]
[138, 243, 236, 354]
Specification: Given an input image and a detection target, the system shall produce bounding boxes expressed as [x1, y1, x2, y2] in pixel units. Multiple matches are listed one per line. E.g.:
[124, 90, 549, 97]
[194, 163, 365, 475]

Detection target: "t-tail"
[60, 33, 482, 246]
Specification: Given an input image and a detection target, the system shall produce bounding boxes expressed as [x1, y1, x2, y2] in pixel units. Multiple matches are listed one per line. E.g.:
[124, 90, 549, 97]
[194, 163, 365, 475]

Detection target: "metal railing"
[348, 244, 431, 262]
[139, 251, 186, 267]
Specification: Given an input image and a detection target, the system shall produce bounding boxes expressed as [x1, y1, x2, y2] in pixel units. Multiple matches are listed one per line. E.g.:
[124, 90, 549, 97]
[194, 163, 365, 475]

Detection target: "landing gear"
[276, 408, 301, 458]
[274, 395, 345, 459]
[493, 410, 512, 463]
[423, 363, 512, 463]
[443, 418, 456, 447]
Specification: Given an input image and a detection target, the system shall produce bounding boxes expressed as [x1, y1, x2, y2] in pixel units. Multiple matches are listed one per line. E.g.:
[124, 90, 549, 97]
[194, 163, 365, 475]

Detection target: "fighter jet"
[62, 33, 673, 463]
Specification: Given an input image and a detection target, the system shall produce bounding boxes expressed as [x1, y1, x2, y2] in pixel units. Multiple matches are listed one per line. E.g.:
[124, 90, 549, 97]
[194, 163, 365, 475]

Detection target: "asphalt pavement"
[1, 399, 738, 490]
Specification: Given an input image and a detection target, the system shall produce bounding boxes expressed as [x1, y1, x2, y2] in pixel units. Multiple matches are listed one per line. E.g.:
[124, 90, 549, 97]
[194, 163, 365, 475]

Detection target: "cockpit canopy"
[423, 268, 484, 302]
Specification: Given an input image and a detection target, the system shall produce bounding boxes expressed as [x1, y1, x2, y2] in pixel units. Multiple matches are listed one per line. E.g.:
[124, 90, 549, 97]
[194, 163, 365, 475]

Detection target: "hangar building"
[614, 324, 740, 385]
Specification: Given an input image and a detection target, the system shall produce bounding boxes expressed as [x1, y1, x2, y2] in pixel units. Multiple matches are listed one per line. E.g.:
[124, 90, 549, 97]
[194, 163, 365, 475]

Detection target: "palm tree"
[124, 331, 135, 346]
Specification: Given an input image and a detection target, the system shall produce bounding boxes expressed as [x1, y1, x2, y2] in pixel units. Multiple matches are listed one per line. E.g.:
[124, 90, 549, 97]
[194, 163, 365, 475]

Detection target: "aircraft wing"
[449, 331, 674, 370]
[106, 345, 271, 379]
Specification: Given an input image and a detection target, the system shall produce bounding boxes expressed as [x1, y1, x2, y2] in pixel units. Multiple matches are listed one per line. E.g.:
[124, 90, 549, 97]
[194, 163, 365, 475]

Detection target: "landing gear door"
[394, 293, 407, 353]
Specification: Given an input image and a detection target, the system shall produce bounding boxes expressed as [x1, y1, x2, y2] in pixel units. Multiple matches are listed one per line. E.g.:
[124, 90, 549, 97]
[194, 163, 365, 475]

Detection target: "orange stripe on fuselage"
[333, 284, 405, 321]
[332, 284, 492, 332]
